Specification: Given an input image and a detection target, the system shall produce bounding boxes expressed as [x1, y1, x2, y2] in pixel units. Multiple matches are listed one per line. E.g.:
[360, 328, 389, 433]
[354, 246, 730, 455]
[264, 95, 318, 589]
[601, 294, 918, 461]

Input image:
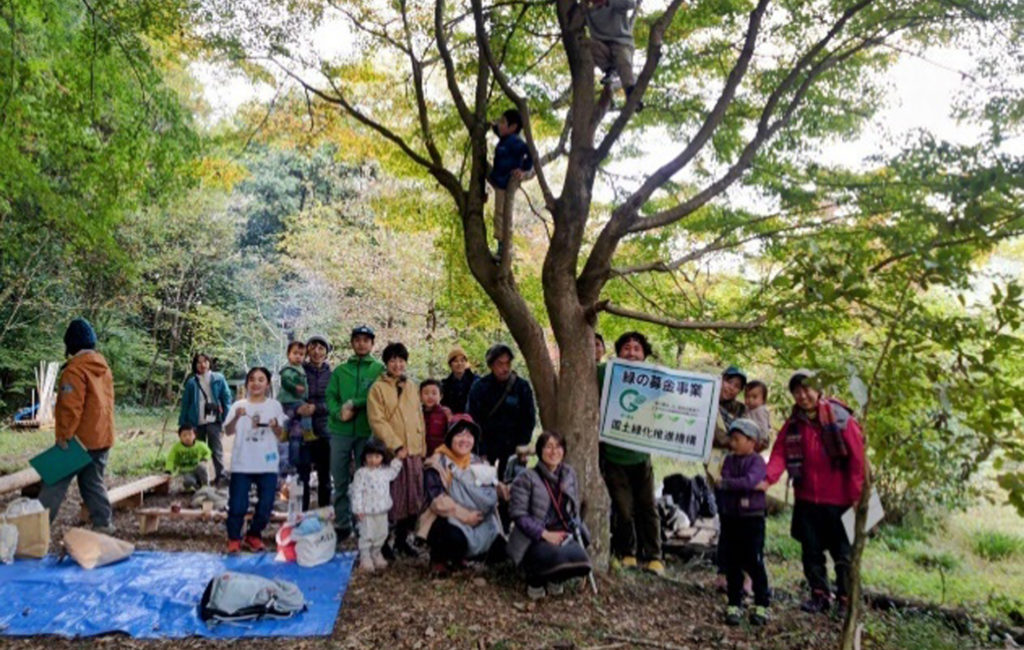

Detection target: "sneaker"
[359, 554, 375, 573]
[91, 523, 116, 535]
[750, 605, 770, 626]
[242, 535, 266, 552]
[527, 585, 546, 601]
[429, 562, 450, 578]
[372, 550, 388, 570]
[394, 536, 419, 558]
[546, 581, 564, 596]
[621, 555, 638, 569]
[226, 539, 241, 554]
[381, 542, 396, 561]
[600, 71, 620, 88]
[335, 527, 352, 542]
[644, 559, 666, 575]
[800, 591, 832, 614]
[725, 605, 743, 626]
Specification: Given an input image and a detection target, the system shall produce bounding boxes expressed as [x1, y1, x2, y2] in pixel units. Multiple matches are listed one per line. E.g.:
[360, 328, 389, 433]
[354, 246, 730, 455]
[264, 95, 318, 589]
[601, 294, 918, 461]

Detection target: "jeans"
[330, 435, 367, 531]
[226, 472, 277, 540]
[792, 500, 852, 598]
[39, 448, 111, 527]
[196, 423, 225, 481]
[182, 464, 210, 491]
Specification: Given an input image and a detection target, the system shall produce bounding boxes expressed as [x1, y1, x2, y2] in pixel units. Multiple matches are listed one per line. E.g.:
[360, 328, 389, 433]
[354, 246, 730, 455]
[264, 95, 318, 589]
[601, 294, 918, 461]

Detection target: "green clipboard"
[29, 437, 92, 485]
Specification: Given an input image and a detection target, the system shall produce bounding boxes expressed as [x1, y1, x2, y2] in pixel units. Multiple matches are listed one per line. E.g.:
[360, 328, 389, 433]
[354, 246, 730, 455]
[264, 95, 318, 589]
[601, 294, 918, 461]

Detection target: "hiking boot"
[372, 550, 388, 570]
[621, 555, 638, 569]
[226, 539, 242, 554]
[800, 591, 832, 614]
[359, 553, 375, 573]
[527, 585, 546, 601]
[645, 559, 666, 576]
[750, 605, 770, 626]
[242, 535, 266, 552]
[725, 605, 743, 626]
[546, 581, 565, 596]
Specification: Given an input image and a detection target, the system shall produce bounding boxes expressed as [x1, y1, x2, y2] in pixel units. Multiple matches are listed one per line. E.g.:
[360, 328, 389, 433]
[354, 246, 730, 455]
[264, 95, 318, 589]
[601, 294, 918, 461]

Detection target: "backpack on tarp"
[199, 572, 307, 624]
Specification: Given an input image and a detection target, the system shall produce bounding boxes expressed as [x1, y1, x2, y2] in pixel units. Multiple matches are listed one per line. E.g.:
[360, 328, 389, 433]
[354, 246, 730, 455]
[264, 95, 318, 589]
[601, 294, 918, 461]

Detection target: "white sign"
[599, 359, 722, 462]
[842, 489, 885, 544]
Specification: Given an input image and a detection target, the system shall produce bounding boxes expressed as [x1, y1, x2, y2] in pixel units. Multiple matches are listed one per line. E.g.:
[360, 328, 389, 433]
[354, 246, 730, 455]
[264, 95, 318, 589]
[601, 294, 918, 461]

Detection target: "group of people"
[40, 316, 865, 622]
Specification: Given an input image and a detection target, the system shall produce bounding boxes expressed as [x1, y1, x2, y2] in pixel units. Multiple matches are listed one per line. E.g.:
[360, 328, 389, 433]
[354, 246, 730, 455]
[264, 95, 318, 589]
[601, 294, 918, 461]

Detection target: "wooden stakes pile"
[14, 361, 59, 429]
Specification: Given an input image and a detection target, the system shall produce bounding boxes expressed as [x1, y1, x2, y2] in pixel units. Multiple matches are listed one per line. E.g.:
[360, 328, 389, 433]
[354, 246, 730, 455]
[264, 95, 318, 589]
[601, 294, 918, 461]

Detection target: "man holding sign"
[599, 331, 664, 575]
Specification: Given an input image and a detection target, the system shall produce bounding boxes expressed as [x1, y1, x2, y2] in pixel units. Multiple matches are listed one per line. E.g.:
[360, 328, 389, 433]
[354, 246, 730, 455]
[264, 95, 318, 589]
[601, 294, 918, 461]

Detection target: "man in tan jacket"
[39, 318, 116, 531]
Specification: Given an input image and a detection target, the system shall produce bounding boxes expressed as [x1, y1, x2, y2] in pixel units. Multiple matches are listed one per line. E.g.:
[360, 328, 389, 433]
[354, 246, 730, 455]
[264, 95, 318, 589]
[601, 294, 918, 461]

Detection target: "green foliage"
[972, 530, 1024, 562]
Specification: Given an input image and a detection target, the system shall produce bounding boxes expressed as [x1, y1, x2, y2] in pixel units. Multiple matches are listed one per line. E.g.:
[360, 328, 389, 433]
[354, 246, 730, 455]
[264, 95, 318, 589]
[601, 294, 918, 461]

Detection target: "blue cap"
[350, 325, 375, 340]
[722, 365, 747, 387]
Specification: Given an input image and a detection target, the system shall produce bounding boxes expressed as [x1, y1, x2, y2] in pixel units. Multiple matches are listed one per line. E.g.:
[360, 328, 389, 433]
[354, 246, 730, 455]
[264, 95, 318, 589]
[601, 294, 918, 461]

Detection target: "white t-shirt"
[225, 398, 288, 474]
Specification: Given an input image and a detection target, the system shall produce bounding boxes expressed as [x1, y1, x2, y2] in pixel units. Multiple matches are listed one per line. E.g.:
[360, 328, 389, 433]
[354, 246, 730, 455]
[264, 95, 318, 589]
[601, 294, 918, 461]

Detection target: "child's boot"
[725, 605, 743, 626]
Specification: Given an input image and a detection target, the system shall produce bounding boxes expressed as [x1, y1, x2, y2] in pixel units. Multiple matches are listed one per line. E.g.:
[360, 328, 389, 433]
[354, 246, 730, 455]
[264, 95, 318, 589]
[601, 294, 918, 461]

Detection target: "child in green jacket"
[278, 341, 311, 475]
[167, 426, 213, 491]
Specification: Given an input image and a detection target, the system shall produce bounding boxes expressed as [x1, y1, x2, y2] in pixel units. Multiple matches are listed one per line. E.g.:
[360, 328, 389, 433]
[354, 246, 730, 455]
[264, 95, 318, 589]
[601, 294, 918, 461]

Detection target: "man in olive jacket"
[326, 325, 385, 538]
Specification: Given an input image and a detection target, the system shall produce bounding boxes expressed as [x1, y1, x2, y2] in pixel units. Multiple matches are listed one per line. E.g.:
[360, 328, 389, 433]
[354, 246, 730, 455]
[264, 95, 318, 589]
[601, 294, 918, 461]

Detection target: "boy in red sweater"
[420, 379, 451, 457]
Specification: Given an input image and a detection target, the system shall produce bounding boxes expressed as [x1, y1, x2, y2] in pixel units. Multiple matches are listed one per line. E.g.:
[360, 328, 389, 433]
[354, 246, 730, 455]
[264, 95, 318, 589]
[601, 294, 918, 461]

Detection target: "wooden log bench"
[0, 468, 42, 496]
[136, 503, 287, 534]
[81, 474, 171, 521]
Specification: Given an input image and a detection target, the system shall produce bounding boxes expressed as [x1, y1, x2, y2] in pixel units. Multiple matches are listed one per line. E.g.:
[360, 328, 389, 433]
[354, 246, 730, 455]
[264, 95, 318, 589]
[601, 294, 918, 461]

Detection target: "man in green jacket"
[326, 325, 385, 539]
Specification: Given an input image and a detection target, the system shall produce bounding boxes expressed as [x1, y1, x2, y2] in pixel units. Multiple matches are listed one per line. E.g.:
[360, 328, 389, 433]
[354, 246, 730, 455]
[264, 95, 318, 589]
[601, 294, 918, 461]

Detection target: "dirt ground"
[0, 478, 862, 650]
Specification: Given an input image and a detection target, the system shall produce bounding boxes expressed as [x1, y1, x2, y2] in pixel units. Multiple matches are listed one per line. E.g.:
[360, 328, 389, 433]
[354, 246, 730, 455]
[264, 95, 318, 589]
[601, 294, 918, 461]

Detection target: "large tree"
[203, 0, 1022, 644]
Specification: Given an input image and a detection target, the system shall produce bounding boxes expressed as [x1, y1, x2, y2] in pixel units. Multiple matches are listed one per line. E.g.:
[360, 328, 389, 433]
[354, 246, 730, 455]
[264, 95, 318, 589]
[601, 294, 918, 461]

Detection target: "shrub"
[972, 530, 1024, 561]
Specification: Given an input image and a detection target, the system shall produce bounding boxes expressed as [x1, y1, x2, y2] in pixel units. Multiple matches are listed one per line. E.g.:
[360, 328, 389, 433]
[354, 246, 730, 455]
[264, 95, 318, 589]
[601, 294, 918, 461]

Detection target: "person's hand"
[250, 414, 261, 427]
[542, 530, 568, 545]
[755, 481, 769, 492]
[298, 403, 315, 416]
[269, 418, 278, 428]
[340, 401, 355, 422]
[396, 447, 408, 460]
[57, 439, 69, 450]
[496, 482, 511, 501]
[356, 513, 365, 521]
[295, 385, 305, 395]
[460, 510, 484, 526]
[235, 407, 247, 418]
[512, 169, 524, 181]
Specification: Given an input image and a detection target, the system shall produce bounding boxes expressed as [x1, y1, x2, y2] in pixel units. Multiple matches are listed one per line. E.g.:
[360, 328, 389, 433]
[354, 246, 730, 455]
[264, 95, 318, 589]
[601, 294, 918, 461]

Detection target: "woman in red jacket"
[763, 369, 865, 616]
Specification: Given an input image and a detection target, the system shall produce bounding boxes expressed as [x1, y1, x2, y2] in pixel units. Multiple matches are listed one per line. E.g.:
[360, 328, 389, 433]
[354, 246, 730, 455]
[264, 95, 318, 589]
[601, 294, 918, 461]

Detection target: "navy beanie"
[64, 318, 97, 356]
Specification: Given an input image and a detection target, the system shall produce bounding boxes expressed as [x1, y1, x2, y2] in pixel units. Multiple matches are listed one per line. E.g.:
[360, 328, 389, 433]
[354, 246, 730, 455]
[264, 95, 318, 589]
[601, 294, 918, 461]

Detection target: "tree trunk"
[840, 460, 873, 650]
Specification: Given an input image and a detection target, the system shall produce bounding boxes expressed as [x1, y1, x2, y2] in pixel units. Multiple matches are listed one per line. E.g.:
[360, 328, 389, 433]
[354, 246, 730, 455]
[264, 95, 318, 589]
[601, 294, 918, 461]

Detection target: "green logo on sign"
[619, 389, 646, 413]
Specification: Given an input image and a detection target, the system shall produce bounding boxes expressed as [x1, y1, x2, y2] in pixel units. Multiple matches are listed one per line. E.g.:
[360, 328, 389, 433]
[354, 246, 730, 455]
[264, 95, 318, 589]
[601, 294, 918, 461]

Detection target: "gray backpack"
[199, 572, 307, 624]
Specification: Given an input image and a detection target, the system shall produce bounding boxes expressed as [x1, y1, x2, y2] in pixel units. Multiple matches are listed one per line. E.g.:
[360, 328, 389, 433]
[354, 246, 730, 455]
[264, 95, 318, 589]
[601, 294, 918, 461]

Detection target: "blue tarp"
[0, 551, 355, 638]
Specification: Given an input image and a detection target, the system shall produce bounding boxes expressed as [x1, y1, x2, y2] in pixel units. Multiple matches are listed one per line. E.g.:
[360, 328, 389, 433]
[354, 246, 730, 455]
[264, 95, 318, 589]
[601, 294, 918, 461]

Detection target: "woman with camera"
[178, 352, 234, 485]
[507, 430, 593, 600]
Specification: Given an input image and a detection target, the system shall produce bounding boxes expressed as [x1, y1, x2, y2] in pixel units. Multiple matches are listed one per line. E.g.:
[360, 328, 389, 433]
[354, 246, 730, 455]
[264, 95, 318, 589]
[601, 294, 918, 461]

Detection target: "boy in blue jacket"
[489, 108, 533, 260]
[718, 417, 771, 626]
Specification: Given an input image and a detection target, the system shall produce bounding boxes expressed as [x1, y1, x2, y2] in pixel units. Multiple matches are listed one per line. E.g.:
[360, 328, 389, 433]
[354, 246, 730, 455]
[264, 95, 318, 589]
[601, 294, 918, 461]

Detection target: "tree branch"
[594, 0, 716, 163]
[598, 301, 768, 331]
[435, 0, 475, 129]
[399, 0, 445, 166]
[471, 0, 557, 210]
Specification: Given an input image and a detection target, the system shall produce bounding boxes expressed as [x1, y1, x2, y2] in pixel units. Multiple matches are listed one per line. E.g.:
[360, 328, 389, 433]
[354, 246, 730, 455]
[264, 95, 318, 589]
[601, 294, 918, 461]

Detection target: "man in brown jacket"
[39, 318, 116, 531]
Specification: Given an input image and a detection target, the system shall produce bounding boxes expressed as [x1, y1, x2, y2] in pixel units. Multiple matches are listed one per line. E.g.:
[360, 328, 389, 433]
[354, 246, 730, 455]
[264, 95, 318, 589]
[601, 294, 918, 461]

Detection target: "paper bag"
[5, 508, 50, 558]
[63, 527, 134, 569]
